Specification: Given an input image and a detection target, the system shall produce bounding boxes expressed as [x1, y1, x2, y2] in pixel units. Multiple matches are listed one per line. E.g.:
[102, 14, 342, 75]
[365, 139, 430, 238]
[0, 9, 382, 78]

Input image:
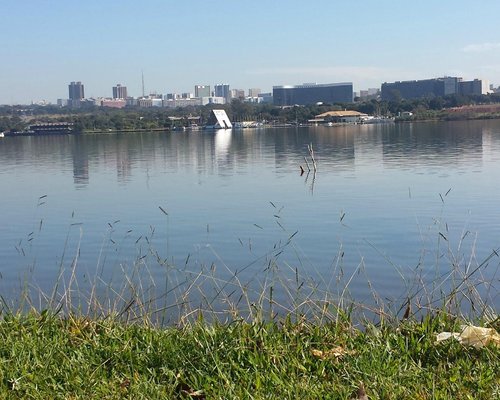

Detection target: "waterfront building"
[29, 122, 75, 134]
[459, 79, 490, 96]
[382, 77, 490, 101]
[273, 82, 353, 106]
[382, 77, 458, 101]
[112, 84, 128, 99]
[195, 85, 211, 98]
[315, 110, 368, 124]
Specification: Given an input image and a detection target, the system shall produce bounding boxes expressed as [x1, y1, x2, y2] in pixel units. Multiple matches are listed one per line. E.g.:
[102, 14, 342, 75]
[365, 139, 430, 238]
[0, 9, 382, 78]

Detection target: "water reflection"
[380, 122, 484, 167]
[214, 130, 233, 175]
[1, 120, 500, 313]
[2, 120, 497, 189]
[71, 136, 89, 187]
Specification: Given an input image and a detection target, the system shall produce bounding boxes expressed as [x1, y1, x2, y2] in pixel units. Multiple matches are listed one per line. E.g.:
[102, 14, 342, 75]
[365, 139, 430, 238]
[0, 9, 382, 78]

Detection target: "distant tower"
[141, 71, 145, 98]
[231, 89, 245, 99]
[68, 81, 85, 100]
[195, 85, 211, 98]
[248, 88, 261, 98]
[112, 84, 128, 99]
[214, 84, 230, 103]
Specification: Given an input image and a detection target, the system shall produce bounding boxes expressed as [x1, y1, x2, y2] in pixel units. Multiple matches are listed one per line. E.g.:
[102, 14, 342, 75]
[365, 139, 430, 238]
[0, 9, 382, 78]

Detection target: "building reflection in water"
[53, 121, 500, 188]
[71, 136, 89, 187]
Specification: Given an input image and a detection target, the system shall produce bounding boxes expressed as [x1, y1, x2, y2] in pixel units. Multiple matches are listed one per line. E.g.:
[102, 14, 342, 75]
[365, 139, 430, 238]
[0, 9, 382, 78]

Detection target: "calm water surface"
[1, 120, 499, 313]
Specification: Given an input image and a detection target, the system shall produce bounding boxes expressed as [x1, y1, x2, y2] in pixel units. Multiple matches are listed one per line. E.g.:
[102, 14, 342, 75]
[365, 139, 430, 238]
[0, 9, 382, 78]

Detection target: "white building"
[206, 109, 232, 129]
[315, 110, 368, 124]
[201, 97, 225, 105]
[163, 98, 203, 108]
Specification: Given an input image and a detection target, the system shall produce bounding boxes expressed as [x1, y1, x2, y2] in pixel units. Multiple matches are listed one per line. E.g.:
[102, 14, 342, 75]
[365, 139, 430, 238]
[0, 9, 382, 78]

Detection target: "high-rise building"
[231, 89, 245, 100]
[381, 77, 462, 101]
[214, 84, 230, 103]
[195, 85, 211, 98]
[112, 84, 128, 99]
[68, 81, 85, 100]
[273, 82, 353, 106]
[248, 88, 261, 98]
[258, 92, 273, 103]
[459, 79, 490, 96]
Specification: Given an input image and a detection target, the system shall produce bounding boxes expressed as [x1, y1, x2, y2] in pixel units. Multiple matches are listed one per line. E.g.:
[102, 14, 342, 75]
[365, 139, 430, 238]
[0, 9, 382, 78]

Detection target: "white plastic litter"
[436, 325, 500, 348]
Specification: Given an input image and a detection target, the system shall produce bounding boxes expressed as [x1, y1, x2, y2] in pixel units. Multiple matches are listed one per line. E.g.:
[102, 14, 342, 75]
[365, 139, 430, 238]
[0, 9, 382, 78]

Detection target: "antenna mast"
[141, 70, 145, 97]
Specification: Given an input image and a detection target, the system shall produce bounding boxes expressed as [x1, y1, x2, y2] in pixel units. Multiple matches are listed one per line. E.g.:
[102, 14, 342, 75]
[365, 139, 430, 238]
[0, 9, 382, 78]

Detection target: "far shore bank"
[4, 110, 500, 138]
[77, 113, 500, 133]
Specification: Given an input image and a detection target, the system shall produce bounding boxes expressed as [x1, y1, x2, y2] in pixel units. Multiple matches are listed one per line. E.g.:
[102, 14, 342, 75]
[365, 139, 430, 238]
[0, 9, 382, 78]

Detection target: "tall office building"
[195, 85, 211, 98]
[214, 84, 231, 103]
[273, 82, 353, 106]
[381, 77, 463, 101]
[248, 88, 261, 98]
[231, 89, 245, 99]
[459, 79, 490, 96]
[68, 81, 85, 100]
[112, 84, 128, 99]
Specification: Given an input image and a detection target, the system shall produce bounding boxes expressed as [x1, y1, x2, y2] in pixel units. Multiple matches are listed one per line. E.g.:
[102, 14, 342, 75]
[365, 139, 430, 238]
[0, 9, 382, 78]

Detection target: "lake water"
[0, 120, 499, 319]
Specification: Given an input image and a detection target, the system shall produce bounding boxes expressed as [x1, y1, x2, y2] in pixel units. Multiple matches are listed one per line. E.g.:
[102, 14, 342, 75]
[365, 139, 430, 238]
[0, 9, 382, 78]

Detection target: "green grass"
[1, 200, 498, 398]
[0, 311, 498, 399]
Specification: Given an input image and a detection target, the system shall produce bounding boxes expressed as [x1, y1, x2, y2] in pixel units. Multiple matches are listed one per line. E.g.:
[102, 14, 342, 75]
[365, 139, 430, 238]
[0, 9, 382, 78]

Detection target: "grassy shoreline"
[0, 309, 497, 398]
[1, 174, 499, 397]
[0, 224, 497, 398]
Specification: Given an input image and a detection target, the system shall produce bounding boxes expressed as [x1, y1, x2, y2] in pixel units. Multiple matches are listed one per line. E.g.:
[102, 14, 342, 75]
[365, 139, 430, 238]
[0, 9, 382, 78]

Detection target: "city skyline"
[2, 1, 500, 104]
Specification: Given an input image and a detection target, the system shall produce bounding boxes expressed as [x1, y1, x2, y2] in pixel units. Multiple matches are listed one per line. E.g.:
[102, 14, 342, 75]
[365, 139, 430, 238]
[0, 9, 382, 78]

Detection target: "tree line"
[1, 92, 500, 133]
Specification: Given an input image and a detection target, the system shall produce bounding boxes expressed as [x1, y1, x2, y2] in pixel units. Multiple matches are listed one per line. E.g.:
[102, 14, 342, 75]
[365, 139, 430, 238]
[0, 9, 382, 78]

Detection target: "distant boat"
[0, 132, 4, 138]
[360, 116, 395, 124]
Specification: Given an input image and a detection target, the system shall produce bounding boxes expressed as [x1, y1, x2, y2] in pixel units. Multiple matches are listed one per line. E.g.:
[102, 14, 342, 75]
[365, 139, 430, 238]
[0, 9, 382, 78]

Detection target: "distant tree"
[230, 99, 255, 122]
[429, 97, 444, 110]
[355, 100, 377, 115]
[445, 94, 468, 108]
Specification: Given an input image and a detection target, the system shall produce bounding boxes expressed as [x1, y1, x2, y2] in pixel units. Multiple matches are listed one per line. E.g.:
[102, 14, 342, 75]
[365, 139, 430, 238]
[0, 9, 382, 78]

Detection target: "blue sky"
[1, 0, 499, 104]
